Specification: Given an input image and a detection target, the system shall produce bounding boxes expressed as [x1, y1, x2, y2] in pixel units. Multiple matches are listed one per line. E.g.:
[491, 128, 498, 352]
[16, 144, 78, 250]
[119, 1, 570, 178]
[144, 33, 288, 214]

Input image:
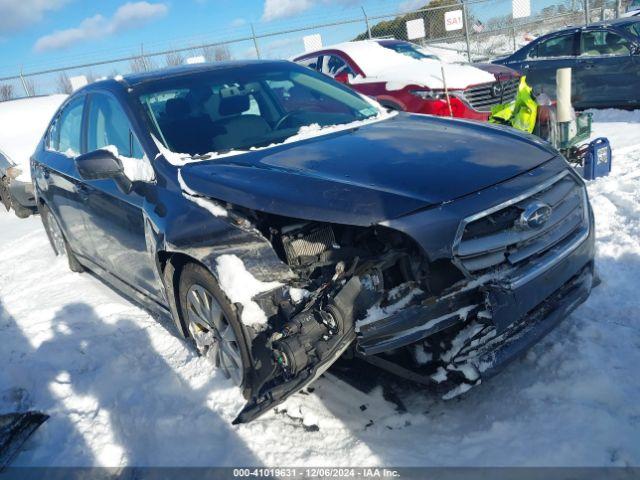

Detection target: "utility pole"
[463, 2, 472, 62]
[251, 23, 261, 59]
[584, 0, 590, 25]
[362, 7, 372, 39]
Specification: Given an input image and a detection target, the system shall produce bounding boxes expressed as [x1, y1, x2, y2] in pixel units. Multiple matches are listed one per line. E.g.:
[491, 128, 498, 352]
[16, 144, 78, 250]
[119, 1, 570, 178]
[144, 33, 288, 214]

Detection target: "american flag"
[472, 20, 484, 33]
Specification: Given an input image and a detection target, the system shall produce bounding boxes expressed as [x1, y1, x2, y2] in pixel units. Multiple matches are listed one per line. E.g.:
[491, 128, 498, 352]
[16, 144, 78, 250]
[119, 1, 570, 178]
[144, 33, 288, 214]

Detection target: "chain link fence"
[0, 0, 634, 101]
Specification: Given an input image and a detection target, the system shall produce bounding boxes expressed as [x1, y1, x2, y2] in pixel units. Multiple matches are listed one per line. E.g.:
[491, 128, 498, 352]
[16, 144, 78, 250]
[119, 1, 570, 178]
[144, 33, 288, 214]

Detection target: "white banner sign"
[512, 0, 531, 19]
[303, 33, 323, 52]
[406, 18, 426, 40]
[444, 10, 464, 32]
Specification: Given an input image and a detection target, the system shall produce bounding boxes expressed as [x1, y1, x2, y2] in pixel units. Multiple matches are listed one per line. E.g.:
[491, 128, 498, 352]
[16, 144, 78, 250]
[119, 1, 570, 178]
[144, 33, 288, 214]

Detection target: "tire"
[39, 204, 84, 273]
[178, 262, 251, 390]
[13, 203, 32, 219]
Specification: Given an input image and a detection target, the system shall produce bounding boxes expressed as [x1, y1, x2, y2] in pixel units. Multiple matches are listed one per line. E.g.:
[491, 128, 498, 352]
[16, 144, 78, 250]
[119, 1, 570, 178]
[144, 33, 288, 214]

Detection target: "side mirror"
[334, 72, 350, 84]
[75, 149, 132, 193]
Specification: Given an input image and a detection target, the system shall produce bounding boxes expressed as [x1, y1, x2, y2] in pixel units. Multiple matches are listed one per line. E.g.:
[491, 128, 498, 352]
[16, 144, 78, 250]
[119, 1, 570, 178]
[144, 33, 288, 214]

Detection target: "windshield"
[380, 42, 439, 60]
[136, 62, 379, 156]
[625, 23, 640, 38]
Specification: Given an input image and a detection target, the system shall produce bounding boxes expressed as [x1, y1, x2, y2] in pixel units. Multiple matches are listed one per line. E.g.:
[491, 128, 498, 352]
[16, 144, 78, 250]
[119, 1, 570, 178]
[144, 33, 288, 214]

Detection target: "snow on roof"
[303, 40, 495, 91]
[0, 94, 67, 181]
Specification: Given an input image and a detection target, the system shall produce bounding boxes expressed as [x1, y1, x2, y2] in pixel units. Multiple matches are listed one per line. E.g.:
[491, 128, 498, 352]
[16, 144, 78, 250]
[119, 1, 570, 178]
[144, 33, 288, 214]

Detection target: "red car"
[294, 40, 520, 121]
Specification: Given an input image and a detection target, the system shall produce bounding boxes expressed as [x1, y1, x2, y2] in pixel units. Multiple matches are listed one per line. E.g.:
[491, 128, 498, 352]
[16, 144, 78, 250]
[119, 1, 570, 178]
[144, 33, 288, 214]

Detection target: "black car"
[494, 17, 640, 109]
[32, 61, 595, 423]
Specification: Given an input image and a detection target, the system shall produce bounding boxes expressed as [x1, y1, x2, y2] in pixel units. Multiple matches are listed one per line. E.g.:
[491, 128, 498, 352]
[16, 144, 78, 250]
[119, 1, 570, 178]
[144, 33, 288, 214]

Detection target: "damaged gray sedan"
[31, 61, 596, 423]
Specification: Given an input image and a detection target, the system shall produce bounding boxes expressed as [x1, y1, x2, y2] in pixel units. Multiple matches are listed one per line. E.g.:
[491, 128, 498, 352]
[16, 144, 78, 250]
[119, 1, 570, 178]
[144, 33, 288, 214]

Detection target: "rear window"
[580, 30, 630, 56]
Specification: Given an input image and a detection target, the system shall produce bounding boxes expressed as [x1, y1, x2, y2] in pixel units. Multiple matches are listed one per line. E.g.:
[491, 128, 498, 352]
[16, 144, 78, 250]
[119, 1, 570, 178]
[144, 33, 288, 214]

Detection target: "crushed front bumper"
[357, 215, 596, 392]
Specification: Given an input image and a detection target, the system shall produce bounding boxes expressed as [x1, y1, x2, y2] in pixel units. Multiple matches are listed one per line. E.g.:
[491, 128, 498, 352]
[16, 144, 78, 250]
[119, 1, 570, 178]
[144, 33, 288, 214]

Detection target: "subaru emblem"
[518, 201, 552, 230]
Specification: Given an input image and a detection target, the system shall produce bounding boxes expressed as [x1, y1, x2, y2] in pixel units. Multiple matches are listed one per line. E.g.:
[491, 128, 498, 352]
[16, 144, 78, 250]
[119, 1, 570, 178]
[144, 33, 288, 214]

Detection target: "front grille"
[453, 171, 589, 277]
[460, 78, 519, 112]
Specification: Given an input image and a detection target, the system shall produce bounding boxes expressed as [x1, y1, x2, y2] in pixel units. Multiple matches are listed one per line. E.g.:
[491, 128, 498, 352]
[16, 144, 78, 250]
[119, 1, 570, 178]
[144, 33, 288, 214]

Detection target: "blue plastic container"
[571, 137, 612, 180]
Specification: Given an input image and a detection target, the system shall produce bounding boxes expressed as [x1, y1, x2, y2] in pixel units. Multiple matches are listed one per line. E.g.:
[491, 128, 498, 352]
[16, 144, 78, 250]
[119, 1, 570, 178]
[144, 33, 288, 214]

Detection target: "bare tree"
[84, 70, 97, 84]
[201, 44, 232, 63]
[24, 78, 37, 96]
[0, 84, 14, 101]
[56, 72, 73, 94]
[129, 56, 149, 73]
[165, 51, 184, 67]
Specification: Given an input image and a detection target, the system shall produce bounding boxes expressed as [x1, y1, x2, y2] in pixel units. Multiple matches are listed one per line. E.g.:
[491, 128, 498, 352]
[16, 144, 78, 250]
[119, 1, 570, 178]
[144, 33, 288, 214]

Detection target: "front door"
[36, 95, 94, 258]
[81, 92, 163, 302]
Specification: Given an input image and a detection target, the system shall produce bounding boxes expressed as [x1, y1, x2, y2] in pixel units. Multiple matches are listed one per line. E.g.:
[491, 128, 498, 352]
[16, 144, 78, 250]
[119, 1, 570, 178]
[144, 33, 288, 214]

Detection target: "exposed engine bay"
[231, 215, 496, 423]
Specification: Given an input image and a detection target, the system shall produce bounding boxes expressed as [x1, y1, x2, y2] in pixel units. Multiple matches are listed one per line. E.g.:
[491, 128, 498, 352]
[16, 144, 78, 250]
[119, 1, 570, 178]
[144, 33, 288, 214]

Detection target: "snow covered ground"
[0, 109, 639, 467]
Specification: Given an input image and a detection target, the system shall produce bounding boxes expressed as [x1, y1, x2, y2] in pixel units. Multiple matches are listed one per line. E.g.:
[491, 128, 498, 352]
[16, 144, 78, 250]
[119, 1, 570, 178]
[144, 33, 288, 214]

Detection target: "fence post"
[140, 43, 148, 71]
[361, 7, 372, 39]
[462, 3, 472, 62]
[584, 0, 590, 25]
[250, 24, 261, 59]
[616, 0, 622, 18]
[19, 67, 30, 97]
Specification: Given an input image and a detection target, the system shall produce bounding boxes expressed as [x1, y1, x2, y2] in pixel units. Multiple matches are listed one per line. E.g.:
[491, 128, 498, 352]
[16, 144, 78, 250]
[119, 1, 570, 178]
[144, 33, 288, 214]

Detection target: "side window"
[580, 30, 630, 57]
[87, 93, 142, 159]
[297, 56, 320, 71]
[49, 96, 85, 156]
[532, 34, 576, 58]
[321, 55, 354, 77]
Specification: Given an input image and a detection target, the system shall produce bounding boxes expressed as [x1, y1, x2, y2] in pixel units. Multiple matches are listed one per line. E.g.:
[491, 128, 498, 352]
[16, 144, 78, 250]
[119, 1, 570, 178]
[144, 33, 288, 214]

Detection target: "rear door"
[37, 96, 94, 256]
[577, 28, 637, 108]
[518, 31, 579, 99]
[81, 91, 163, 302]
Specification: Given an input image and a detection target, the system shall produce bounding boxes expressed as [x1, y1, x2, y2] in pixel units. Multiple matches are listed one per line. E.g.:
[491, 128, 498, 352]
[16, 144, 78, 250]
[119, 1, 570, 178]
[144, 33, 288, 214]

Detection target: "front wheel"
[39, 204, 84, 273]
[178, 263, 251, 389]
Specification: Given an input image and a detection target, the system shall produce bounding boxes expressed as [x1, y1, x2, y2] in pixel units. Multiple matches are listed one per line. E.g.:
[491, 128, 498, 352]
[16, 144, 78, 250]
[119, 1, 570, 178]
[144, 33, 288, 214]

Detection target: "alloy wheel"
[185, 284, 243, 386]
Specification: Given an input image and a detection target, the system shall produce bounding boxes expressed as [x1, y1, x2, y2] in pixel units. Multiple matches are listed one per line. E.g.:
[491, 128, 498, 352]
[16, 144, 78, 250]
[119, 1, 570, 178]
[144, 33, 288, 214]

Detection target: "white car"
[0, 94, 67, 217]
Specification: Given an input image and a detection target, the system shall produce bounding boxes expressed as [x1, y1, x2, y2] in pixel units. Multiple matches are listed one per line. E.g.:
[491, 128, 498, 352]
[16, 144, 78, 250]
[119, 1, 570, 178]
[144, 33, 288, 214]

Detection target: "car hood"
[178, 114, 559, 226]
[358, 59, 497, 91]
[473, 62, 520, 82]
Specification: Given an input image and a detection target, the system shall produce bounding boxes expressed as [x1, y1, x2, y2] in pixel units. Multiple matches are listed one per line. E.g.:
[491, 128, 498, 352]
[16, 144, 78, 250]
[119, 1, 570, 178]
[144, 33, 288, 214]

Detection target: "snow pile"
[0, 95, 67, 181]
[215, 255, 282, 330]
[319, 40, 495, 90]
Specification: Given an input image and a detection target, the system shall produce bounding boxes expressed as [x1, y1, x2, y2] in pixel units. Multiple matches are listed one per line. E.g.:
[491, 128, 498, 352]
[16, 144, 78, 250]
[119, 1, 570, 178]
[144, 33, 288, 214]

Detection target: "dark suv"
[32, 61, 595, 423]
[494, 18, 640, 109]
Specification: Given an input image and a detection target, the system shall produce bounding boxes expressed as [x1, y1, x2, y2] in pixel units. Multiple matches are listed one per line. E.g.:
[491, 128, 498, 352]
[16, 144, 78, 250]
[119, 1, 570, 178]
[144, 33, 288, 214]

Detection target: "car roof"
[84, 59, 291, 91]
[296, 40, 388, 59]
[545, 16, 640, 36]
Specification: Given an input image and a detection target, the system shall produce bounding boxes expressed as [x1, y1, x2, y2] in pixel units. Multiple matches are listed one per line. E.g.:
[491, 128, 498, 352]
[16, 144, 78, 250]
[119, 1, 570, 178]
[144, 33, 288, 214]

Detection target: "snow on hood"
[0, 94, 67, 182]
[154, 108, 397, 167]
[328, 41, 495, 90]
